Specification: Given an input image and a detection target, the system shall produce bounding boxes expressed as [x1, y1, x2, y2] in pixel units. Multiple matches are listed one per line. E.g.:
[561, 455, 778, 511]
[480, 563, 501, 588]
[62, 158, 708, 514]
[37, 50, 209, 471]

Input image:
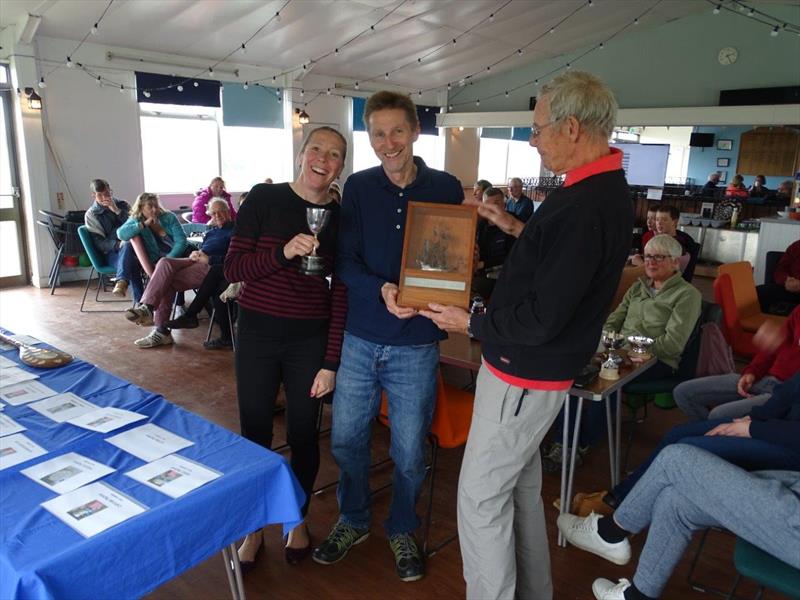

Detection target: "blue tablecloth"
[0, 334, 304, 600]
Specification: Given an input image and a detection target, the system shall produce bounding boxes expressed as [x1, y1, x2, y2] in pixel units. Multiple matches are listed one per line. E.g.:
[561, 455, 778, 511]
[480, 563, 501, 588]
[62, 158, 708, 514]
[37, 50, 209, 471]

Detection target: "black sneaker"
[389, 533, 425, 582]
[166, 313, 199, 329]
[203, 337, 232, 350]
[312, 521, 370, 565]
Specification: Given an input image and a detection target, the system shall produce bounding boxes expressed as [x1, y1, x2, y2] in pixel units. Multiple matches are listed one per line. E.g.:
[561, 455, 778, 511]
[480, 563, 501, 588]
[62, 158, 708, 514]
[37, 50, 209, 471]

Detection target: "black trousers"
[235, 307, 326, 516]
[185, 265, 231, 338]
[756, 283, 800, 315]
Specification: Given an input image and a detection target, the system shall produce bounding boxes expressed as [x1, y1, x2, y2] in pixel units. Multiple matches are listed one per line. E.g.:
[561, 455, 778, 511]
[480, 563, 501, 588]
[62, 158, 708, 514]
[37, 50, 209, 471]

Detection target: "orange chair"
[717, 262, 786, 334]
[379, 370, 474, 556]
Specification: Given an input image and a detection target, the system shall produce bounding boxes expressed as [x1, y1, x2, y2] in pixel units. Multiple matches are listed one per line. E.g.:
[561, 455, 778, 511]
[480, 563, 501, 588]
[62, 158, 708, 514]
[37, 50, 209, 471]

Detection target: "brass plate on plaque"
[397, 202, 478, 310]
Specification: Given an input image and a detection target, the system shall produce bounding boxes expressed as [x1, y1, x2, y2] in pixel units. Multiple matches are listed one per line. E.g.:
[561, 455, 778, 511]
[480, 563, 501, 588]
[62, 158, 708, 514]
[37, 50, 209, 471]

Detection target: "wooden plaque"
[397, 202, 478, 310]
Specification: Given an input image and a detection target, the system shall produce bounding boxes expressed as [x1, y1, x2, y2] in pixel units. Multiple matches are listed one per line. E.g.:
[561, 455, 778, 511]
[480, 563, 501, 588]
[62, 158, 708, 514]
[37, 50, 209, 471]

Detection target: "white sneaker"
[557, 512, 631, 565]
[134, 330, 173, 348]
[592, 577, 631, 600]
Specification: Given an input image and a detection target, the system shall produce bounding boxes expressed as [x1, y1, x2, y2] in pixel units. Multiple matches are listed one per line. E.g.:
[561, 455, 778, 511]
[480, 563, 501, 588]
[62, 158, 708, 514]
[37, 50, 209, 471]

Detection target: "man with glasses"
[421, 71, 633, 599]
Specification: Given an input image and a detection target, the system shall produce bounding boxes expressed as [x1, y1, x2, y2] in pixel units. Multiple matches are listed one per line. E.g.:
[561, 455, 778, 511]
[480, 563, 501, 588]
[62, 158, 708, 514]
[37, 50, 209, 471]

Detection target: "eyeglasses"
[531, 120, 559, 138]
[643, 254, 671, 262]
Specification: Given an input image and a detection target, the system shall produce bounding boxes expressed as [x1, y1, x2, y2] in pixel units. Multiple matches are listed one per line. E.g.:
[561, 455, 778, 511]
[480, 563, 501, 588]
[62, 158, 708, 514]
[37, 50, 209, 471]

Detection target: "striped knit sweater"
[224, 183, 347, 369]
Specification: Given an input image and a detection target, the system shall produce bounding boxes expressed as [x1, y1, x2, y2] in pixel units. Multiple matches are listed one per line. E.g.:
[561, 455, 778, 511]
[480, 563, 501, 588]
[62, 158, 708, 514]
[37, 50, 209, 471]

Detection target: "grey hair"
[90, 179, 110, 194]
[645, 234, 682, 262]
[539, 71, 618, 139]
[709, 171, 721, 180]
[206, 197, 229, 215]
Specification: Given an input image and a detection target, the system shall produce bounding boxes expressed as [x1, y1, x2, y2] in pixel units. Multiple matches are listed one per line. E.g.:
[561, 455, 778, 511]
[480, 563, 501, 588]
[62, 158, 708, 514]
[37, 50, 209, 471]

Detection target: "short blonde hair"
[129, 193, 162, 220]
[645, 234, 682, 259]
[540, 71, 618, 139]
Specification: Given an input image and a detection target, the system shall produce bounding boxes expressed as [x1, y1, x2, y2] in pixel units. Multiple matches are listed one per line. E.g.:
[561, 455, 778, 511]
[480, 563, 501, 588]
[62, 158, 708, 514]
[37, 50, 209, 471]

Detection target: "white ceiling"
[0, 0, 739, 93]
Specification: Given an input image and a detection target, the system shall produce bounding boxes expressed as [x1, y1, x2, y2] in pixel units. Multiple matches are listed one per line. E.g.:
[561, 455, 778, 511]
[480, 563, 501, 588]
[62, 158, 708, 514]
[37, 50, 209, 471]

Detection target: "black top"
[473, 169, 633, 380]
[476, 220, 514, 269]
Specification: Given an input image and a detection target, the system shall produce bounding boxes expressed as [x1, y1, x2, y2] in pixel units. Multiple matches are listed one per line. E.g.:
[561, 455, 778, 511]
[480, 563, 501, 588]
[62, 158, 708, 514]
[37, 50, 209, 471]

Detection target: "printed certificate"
[0, 356, 17, 369]
[41, 482, 147, 538]
[105, 423, 193, 462]
[68, 407, 147, 434]
[28, 393, 98, 423]
[126, 454, 221, 498]
[0, 433, 47, 470]
[22, 452, 116, 494]
[0, 413, 26, 437]
[0, 380, 58, 405]
[0, 367, 38, 388]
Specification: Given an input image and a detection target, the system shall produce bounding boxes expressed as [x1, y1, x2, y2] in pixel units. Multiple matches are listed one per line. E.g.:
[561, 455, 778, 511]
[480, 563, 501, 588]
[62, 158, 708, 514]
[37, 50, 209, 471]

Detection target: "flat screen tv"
[689, 132, 715, 147]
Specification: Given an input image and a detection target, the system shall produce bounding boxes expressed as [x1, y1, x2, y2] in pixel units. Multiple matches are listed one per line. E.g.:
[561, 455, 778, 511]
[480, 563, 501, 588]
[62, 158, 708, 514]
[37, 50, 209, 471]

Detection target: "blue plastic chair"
[77, 226, 130, 313]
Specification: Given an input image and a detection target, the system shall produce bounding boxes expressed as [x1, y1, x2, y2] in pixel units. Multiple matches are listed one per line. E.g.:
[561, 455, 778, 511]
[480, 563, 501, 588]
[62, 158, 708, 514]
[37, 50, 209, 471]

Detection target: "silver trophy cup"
[300, 207, 331, 276]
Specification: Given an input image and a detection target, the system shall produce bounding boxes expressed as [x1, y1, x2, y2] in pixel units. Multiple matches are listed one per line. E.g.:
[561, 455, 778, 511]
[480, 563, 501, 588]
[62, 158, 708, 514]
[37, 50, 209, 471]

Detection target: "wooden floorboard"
[0, 278, 789, 599]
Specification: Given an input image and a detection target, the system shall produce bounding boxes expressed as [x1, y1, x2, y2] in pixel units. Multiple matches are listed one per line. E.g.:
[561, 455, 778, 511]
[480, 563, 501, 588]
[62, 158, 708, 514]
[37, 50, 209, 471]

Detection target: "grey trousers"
[458, 365, 565, 600]
[673, 373, 779, 420]
[615, 444, 800, 598]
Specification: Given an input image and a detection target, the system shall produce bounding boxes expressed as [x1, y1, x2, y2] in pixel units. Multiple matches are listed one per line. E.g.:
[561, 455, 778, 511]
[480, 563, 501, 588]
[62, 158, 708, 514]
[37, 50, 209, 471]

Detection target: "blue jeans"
[331, 332, 439, 536]
[108, 243, 144, 303]
[611, 418, 800, 502]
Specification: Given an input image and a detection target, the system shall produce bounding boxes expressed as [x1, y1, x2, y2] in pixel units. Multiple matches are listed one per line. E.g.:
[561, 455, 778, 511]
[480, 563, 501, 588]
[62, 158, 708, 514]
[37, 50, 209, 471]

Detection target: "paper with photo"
[0, 341, 15, 352]
[0, 380, 58, 405]
[8, 335, 42, 346]
[41, 481, 147, 538]
[126, 454, 222, 498]
[0, 367, 38, 388]
[0, 413, 26, 437]
[21, 452, 116, 494]
[105, 423, 193, 462]
[0, 356, 17, 369]
[68, 407, 147, 433]
[28, 393, 98, 423]
[0, 433, 47, 470]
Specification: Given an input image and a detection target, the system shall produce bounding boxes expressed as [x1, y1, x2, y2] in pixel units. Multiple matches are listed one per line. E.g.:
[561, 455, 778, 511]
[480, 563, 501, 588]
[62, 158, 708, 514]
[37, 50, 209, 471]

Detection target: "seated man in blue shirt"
[312, 90, 464, 582]
[505, 177, 534, 222]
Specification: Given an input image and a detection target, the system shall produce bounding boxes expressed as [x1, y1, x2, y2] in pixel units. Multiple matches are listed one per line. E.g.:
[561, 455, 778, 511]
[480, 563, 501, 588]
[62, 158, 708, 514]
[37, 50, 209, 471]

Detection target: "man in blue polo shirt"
[505, 177, 534, 222]
[312, 91, 463, 581]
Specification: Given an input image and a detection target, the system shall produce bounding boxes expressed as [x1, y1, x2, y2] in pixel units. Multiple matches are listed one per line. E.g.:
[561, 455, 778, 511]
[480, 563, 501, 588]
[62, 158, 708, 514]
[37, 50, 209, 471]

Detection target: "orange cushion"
[740, 313, 787, 334]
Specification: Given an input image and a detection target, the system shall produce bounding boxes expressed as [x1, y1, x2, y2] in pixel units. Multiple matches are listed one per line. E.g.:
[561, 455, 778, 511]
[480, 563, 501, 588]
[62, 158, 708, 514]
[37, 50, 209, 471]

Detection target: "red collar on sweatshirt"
[563, 147, 623, 188]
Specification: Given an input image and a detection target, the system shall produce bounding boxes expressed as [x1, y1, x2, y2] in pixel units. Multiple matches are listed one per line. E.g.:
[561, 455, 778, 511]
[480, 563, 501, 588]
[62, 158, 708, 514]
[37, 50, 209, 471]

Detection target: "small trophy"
[601, 331, 625, 365]
[300, 207, 331, 276]
[627, 335, 655, 361]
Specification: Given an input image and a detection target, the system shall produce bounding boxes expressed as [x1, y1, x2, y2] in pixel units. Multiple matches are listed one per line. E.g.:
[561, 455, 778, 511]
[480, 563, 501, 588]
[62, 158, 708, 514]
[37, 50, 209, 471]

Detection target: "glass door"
[0, 65, 28, 287]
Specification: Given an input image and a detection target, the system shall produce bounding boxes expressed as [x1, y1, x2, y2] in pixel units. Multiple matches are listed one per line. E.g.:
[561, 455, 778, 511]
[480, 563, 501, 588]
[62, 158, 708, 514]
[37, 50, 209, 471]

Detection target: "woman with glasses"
[542, 234, 702, 473]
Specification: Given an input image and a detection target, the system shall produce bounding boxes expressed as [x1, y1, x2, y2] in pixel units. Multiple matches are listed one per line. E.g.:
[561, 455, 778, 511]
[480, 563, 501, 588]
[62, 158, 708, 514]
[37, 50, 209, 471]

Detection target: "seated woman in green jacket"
[604, 233, 702, 381]
[543, 234, 702, 473]
[117, 193, 188, 306]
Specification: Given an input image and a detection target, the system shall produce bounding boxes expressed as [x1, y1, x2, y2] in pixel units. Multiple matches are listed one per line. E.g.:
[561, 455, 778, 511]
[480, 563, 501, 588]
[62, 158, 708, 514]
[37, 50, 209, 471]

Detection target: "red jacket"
[774, 239, 800, 286]
[743, 305, 800, 382]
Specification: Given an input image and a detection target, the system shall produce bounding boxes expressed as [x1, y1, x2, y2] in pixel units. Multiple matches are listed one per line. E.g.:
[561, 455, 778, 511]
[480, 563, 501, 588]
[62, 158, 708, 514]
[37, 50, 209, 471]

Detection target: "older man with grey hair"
[421, 70, 633, 599]
[505, 176, 534, 221]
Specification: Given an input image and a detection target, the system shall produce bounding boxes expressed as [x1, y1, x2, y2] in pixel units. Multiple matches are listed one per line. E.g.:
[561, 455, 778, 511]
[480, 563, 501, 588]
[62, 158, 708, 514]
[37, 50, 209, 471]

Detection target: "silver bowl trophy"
[300, 207, 331, 276]
[627, 335, 655, 361]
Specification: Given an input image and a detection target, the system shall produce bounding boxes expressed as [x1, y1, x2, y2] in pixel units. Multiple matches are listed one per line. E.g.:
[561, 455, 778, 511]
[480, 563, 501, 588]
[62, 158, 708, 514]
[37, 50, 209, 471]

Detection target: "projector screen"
[610, 143, 670, 187]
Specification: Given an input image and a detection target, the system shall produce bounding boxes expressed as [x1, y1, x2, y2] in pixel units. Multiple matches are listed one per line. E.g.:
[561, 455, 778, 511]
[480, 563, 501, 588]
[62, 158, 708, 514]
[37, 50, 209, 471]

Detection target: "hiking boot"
[166, 313, 199, 329]
[203, 337, 232, 350]
[125, 305, 153, 326]
[112, 279, 128, 297]
[312, 521, 370, 565]
[389, 533, 425, 582]
[134, 330, 173, 348]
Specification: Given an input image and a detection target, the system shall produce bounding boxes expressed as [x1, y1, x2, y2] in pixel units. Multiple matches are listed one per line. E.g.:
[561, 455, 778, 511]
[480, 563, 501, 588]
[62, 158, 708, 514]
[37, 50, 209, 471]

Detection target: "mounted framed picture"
[718, 170, 728, 183]
[397, 202, 478, 310]
[716, 157, 730, 167]
[717, 139, 733, 151]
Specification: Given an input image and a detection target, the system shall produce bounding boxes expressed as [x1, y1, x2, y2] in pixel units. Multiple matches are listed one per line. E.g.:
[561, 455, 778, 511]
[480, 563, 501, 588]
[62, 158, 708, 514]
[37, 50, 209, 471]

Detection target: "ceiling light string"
[446, 0, 664, 110]
[706, 0, 799, 34]
[725, 0, 800, 30]
[45, 0, 115, 80]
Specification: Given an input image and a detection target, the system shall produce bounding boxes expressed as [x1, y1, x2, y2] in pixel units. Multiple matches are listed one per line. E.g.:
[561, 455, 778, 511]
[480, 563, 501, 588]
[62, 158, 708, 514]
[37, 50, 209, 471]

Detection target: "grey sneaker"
[312, 521, 370, 565]
[134, 330, 173, 348]
[125, 305, 153, 326]
[389, 533, 425, 582]
[542, 442, 587, 473]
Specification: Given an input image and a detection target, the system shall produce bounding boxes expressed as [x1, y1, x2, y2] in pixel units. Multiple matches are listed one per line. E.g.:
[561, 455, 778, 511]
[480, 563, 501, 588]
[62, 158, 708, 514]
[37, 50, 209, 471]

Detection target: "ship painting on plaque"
[397, 202, 478, 310]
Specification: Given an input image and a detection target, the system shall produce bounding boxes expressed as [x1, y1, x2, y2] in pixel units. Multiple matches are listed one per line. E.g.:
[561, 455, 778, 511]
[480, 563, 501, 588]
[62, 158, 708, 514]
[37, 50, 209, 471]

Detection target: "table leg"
[605, 397, 616, 488]
[558, 391, 570, 547]
[221, 543, 247, 600]
[615, 390, 622, 485]
[564, 397, 584, 529]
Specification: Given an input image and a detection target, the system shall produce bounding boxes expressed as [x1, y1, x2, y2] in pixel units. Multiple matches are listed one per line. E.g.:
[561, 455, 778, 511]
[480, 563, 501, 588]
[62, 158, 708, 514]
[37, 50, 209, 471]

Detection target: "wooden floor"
[0, 278, 784, 600]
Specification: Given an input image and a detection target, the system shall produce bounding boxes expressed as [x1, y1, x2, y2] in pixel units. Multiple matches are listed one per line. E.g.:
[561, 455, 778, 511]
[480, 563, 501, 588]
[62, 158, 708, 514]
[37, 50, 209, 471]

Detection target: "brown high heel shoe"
[238, 528, 265, 571]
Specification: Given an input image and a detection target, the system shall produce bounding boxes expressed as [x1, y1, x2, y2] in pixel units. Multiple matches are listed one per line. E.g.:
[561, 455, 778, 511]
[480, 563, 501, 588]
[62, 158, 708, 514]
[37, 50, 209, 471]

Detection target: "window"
[139, 102, 291, 194]
[352, 131, 445, 174]
[478, 137, 542, 184]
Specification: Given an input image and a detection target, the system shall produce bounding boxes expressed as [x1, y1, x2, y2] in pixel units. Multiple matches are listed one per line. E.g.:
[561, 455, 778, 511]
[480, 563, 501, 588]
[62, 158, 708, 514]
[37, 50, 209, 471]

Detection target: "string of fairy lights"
[21, 0, 800, 113]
